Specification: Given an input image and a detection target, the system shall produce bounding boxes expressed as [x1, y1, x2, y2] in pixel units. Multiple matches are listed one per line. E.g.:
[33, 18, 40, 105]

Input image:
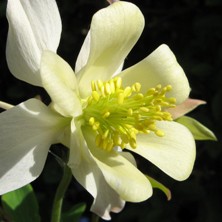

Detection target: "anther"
[110, 80, 115, 93]
[92, 122, 100, 130]
[147, 88, 156, 95]
[139, 107, 149, 113]
[97, 80, 103, 89]
[87, 96, 93, 105]
[132, 82, 141, 92]
[129, 138, 137, 148]
[106, 141, 114, 151]
[124, 86, 132, 97]
[92, 91, 100, 101]
[156, 84, 162, 90]
[105, 82, 111, 95]
[117, 92, 124, 104]
[155, 130, 165, 137]
[166, 85, 172, 91]
[89, 117, 95, 126]
[128, 108, 133, 116]
[100, 85, 105, 97]
[102, 129, 109, 139]
[148, 124, 157, 131]
[103, 111, 110, 118]
[168, 97, 176, 104]
[115, 77, 122, 89]
[133, 93, 144, 100]
[91, 81, 96, 91]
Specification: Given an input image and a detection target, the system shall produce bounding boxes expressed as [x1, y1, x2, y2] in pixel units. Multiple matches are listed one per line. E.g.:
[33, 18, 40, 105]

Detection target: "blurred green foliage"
[0, 0, 221, 221]
[1, 185, 40, 222]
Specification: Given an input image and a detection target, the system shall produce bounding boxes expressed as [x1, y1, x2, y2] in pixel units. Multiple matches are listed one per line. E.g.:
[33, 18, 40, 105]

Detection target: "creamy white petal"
[40, 51, 82, 117]
[0, 101, 14, 110]
[126, 121, 196, 181]
[70, 158, 125, 220]
[77, 1, 144, 98]
[118, 44, 190, 104]
[0, 99, 66, 195]
[75, 31, 124, 77]
[119, 152, 137, 167]
[90, 176, 125, 221]
[82, 130, 152, 202]
[6, 0, 61, 86]
[68, 127, 124, 220]
[75, 32, 91, 74]
[91, 148, 152, 202]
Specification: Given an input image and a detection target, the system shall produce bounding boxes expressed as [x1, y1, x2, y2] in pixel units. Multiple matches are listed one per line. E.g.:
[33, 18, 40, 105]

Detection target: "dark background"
[0, 0, 222, 221]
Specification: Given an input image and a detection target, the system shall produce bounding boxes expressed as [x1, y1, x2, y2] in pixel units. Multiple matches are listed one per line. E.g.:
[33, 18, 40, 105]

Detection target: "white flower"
[0, 0, 196, 220]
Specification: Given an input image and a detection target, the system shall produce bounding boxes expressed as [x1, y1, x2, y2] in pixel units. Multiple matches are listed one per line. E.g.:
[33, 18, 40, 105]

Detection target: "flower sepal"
[176, 116, 217, 141]
[146, 175, 171, 201]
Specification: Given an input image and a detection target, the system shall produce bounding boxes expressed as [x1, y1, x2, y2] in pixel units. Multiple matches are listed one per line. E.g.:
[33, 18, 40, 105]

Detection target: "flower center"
[82, 77, 176, 151]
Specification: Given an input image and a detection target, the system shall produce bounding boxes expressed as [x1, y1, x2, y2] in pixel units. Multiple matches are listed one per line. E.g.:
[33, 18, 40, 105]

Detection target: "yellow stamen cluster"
[82, 77, 176, 151]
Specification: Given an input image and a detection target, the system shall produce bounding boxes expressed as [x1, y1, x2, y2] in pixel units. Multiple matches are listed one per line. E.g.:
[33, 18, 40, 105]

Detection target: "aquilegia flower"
[0, 0, 198, 219]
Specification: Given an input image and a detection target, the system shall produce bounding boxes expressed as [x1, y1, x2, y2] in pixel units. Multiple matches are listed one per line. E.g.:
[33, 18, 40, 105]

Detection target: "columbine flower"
[0, 0, 197, 220]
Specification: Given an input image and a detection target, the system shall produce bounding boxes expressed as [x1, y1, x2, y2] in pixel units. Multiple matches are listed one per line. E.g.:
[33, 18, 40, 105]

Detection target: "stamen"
[105, 82, 111, 95]
[92, 91, 100, 101]
[117, 92, 124, 104]
[91, 81, 96, 91]
[103, 111, 110, 118]
[82, 77, 176, 151]
[89, 117, 95, 126]
[115, 77, 122, 89]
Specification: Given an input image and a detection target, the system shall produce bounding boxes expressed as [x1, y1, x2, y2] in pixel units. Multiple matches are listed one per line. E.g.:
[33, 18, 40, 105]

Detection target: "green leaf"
[176, 116, 217, 141]
[61, 202, 86, 222]
[1, 184, 40, 222]
[146, 175, 171, 200]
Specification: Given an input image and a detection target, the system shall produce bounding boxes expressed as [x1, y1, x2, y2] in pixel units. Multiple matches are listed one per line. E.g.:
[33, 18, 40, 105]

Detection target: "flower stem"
[51, 164, 72, 222]
[91, 213, 100, 222]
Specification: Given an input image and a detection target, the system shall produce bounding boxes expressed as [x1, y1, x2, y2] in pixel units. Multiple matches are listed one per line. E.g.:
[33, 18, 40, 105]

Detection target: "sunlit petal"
[75, 31, 124, 78]
[82, 129, 152, 202]
[126, 121, 196, 181]
[68, 127, 124, 220]
[75, 32, 91, 74]
[6, 0, 61, 86]
[119, 44, 190, 104]
[77, 1, 144, 98]
[40, 51, 82, 117]
[0, 99, 66, 195]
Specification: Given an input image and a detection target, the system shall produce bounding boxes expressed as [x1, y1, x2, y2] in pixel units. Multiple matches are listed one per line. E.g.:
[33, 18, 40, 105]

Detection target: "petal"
[91, 149, 152, 202]
[6, 0, 61, 86]
[70, 158, 125, 220]
[0, 99, 66, 195]
[126, 121, 196, 181]
[168, 98, 206, 119]
[0, 101, 14, 110]
[75, 31, 124, 76]
[119, 151, 137, 167]
[40, 51, 82, 117]
[68, 127, 124, 220]
[77, 1, 145, 98]
[82, 129, 152, 202]
[75, 32, 91, 74]
[118, 44, 190, 104]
